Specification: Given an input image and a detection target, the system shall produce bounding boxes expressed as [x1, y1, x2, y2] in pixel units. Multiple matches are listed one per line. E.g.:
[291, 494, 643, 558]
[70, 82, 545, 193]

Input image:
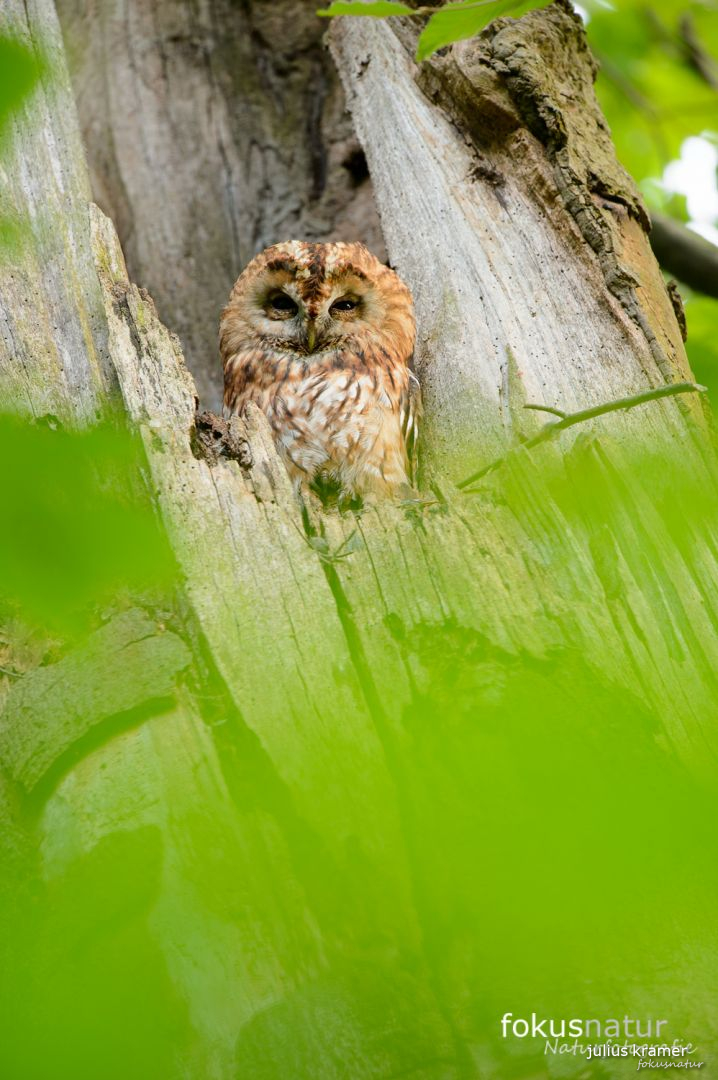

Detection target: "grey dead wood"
[54, 0, 386, 407]
[329, 2, 702, 475]
[0, 0, 119, 422]
[0, 4, 439, 1074]
[324, 3, 718, 770]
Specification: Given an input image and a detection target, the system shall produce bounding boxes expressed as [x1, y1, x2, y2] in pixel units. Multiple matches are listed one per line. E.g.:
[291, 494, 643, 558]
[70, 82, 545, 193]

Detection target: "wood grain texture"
[324, 450, 718, 779]
[91, 202, 418, 920]
[0, 0, 119, 423]
[329, 5, 699, 478]
[55, 0, 386, 407]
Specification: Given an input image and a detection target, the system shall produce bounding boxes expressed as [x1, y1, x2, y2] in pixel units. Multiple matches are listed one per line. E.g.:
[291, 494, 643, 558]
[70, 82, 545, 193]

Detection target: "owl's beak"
[303, 320, 317, 353]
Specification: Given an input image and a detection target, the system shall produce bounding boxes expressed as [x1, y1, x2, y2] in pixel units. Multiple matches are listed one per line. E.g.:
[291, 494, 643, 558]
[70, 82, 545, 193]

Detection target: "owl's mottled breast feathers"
[220, 240, 420, 499]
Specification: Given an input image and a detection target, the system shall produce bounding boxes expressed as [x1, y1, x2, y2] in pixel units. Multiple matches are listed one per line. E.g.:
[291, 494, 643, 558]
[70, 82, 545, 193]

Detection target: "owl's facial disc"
[322, 280, 380, 341]
[221, 242, 415, 383]
[249, 267, 384, 354]
[251, 282, 306, 348]
[298, 291, 364, 353]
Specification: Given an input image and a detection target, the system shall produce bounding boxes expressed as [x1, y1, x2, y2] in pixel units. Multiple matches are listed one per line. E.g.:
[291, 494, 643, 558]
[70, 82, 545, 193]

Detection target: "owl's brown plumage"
[220, 241, 420, 501]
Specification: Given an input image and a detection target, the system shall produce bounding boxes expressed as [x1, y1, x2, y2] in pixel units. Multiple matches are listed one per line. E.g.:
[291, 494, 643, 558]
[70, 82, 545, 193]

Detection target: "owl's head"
[220, 241, 415, 365]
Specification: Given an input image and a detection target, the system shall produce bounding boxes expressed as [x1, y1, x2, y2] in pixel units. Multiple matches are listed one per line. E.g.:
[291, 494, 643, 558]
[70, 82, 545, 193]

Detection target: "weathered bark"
[1, 2, 717, 1077]
[0, 0, 119, 422]
[330, 3, 701, 475]
[54, 0, 385, 407]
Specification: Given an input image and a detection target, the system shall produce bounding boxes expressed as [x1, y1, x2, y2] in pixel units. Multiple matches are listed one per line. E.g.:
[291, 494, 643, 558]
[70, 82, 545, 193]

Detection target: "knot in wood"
[192, 411, 253, 469]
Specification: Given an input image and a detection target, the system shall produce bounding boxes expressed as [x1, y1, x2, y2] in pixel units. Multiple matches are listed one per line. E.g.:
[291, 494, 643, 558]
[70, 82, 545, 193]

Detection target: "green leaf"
[416, 0, 525, 61]
[0, 417, 176, 637]
[0, 214, 27, 263]
[589, 1, 718, 192]
[684, 293, 718, 402]
[317, 1, 413, 17]
[0, 37, 43, 137]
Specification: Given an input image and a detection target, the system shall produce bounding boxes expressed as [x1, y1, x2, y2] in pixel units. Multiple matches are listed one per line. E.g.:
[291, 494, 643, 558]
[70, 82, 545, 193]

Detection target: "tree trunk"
[1, 2, 717, 1077]
[330, 4, 702, 473]
[54, 0, 385, 407]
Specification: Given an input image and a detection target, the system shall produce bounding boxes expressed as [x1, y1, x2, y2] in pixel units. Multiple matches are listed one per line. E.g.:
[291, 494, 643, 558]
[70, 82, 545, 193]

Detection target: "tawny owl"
[220, 241, 420, 502]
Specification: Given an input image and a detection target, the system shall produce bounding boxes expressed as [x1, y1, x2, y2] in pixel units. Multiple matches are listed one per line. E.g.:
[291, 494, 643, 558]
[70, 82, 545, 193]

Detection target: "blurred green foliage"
[0, 34, 44, 260]
[681, 293, 718, 391]
[413, 0, 550, 59]
[0, 434, 717, 1076]
[586, 0, 717, 189]
[0, 14, 717, 1079]
[318, 0, 552, 57]
[0, 415, 176, 639]
[0, 35, 42, 142]
[586, 0, 718, 389]
[318, 0, 415, 15]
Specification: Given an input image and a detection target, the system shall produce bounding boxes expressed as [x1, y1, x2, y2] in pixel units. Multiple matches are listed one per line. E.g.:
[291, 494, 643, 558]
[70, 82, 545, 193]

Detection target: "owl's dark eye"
[267, 292, 298, 316]
[330, 296, 359, 314]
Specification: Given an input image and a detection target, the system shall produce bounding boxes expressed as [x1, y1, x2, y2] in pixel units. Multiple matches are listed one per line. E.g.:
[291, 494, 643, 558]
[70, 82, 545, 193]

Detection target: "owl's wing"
[401, 369, 422, 487]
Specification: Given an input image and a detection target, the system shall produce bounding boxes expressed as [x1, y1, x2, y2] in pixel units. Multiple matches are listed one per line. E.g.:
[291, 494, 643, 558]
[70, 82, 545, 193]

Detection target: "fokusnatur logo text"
[500, 1014, 701, 1067]
[501, 1014, 669, 1040]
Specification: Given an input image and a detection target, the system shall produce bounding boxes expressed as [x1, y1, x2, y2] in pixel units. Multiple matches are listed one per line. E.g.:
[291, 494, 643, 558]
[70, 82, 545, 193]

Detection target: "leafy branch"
[317, 0, 545, 62]
[457, 381, 707, 492]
